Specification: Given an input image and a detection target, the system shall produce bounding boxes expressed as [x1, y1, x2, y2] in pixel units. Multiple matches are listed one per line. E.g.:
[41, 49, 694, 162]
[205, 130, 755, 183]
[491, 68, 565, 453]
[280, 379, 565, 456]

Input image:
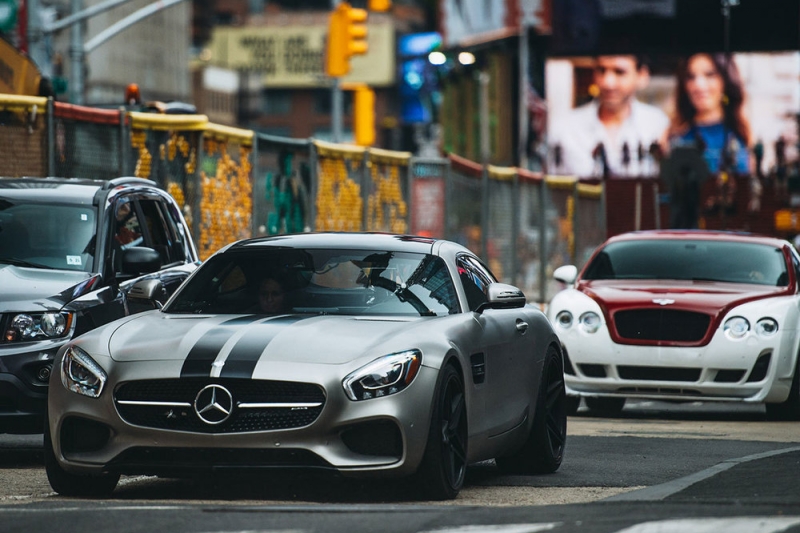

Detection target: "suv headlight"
[343, 350, 422, 401]
[3, 312, 73, 343]
[61, 346, 107, 398]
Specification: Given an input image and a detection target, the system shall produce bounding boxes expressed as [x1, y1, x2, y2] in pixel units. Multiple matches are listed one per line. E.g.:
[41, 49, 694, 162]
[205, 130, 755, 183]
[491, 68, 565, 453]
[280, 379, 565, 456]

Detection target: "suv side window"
[456, 255, 489, 312]
[139, 199, 176, 265]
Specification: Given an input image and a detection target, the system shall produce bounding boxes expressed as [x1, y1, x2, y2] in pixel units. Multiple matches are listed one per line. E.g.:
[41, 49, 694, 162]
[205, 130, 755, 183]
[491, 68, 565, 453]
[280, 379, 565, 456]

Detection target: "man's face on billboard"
[593, 56, 647, 112]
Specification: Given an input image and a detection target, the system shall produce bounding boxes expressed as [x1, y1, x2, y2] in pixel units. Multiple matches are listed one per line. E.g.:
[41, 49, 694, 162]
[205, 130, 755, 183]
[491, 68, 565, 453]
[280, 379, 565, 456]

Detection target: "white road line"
[604, 445, 800, 501]
[418, 524, 560, 533]
[613, 517, 800, 533]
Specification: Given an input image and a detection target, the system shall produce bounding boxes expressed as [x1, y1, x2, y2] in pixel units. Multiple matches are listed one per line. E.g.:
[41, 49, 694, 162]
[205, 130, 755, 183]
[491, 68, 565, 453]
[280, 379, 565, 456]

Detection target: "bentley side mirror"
[553, 265, 578, 285]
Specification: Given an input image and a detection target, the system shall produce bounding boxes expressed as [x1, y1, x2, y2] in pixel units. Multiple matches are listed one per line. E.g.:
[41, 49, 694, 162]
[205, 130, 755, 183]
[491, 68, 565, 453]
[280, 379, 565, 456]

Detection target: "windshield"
[0, 200, 97, 273]
[583, 239, 789, 286]
[165, 248, 460, 316]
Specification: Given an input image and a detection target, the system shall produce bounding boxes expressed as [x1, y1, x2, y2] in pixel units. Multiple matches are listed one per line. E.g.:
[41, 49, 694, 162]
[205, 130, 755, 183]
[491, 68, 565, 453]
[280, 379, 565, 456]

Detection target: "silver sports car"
[46, 233, 567, 500]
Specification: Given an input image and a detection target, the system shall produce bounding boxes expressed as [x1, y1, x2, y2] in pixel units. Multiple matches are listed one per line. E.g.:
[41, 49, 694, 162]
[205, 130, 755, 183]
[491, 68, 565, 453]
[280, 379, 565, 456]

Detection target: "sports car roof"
[229, 232, 440, 254]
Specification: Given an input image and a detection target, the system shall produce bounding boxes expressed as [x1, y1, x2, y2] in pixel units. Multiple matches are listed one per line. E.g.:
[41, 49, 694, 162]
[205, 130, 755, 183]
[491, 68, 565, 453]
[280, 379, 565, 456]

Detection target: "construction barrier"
[0, 93, 607, 303]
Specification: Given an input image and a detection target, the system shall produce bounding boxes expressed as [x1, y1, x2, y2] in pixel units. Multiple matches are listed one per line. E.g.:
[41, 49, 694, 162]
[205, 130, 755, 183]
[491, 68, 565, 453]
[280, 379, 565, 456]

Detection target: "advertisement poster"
[545, 52, 800, 180]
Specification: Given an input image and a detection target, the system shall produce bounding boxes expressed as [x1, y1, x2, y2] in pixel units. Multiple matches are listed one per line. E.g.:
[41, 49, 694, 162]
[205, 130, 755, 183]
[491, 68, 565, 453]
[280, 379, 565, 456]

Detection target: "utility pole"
[330, 0, 342, 142]
[27, 0, 188, 104]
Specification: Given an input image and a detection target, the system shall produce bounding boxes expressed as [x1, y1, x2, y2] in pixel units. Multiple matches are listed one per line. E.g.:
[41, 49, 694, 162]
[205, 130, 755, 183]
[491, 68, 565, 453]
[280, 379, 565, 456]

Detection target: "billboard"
[545, 52, 800, 179]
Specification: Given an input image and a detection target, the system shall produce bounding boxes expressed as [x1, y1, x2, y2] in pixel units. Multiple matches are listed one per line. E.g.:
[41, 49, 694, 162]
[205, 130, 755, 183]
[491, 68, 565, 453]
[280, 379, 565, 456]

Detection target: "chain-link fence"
[365, 148, 411, 234]
[0, 92, 612, 305]
[313, 140, 366, 232]
[53, 103, 124, 180]
[0, 96, 48, 177]
[254, 134, 314, 236]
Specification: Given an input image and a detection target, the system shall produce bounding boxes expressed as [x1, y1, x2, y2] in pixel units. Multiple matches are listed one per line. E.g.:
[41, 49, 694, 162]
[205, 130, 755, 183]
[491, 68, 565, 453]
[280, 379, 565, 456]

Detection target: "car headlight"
[3, 312, 73, 343]
[724, 316, 750, 339]
[555, 310, 573, 329]
[60, 346, 107, 398]
[579, 311, 602, 333]
[756, 318, 779, 337]
[343, 350, 422, 401]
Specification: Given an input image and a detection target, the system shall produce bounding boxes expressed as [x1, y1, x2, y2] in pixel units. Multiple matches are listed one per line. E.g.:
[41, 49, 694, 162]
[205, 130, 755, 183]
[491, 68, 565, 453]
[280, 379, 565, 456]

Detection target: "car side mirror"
[478, 283, 526, 313]
[128, 279, 166, 312]
[121, 246, 162, 276]
[553, 265, 578, 285]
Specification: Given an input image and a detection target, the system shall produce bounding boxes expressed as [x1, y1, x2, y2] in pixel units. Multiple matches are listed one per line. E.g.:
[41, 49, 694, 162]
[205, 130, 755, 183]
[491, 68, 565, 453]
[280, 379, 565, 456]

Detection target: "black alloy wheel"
[417, 364, 467, 500]
[497, 344, 567, 474]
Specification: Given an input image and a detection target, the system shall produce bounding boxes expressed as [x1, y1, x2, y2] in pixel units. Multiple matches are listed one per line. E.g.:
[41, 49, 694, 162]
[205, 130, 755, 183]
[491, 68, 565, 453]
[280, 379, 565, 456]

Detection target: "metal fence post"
[309, 141, 319, 231]
[46, 97, 55, 176]
[251, 134, 259, 236]
[406, 159, 413, 234]
[445, 159, 453, 241]
[118, 106, 128, 176]
[361, 152, 369, 231]
[572, 182, 579, 265]
[538, 179, 547, 306]
[511, 170, 520, 287]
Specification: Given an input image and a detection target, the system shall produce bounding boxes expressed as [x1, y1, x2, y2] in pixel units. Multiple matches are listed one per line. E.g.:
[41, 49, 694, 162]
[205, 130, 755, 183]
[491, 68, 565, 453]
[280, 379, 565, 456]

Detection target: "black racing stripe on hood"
[180, 315, 262, 378]
[219, 315, 311, 379]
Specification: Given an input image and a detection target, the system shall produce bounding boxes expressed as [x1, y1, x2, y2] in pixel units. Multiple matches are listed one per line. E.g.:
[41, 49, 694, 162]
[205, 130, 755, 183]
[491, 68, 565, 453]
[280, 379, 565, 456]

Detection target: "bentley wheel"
[44, 420, 120, 497]
[417, 364, 467, 500]
[496, 345, 567, 474]
[766, 357, 800, 421]
[585, 396, 626, 416]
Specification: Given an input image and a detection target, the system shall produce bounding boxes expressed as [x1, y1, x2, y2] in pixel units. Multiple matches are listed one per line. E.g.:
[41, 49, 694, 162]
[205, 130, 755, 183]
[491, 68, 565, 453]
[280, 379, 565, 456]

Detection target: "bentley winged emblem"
[652, 298, 675, 306]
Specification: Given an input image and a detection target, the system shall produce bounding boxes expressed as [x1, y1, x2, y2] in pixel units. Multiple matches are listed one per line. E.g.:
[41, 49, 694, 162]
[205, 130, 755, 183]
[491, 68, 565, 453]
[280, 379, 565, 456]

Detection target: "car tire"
[44, 420, 120, 497]
[415, 363, 467, 500]
[585, 396, 626, 416]
[496, 345, 567, 475]
[766, 357, 800, 421]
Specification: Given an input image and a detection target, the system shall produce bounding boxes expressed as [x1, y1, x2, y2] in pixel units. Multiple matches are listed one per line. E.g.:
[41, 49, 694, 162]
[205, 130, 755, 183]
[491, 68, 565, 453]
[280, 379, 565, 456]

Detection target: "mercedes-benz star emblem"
[652, 298, 676, 306]
[194, 384, 234, 425]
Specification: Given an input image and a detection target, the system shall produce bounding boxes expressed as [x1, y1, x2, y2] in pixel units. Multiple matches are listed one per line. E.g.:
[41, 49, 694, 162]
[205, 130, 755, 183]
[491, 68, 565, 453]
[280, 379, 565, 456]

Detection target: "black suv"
[0, 177, 199, 433]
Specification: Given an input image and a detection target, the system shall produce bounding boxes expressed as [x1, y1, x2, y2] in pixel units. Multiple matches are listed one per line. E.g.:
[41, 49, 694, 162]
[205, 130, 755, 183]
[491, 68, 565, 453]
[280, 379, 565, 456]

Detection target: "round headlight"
[10, 314, 36, 339]
[756, 318, 779, 337]
[724, 316, 750, 339]
[579, 311, 602, 333]
[555, 310, 573, 329]
[41, 313, 67, 337]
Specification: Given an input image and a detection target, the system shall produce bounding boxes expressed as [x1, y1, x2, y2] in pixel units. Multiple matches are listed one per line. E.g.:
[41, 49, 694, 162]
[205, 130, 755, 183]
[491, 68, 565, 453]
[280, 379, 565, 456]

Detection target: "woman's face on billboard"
[685, 54, 724, 119]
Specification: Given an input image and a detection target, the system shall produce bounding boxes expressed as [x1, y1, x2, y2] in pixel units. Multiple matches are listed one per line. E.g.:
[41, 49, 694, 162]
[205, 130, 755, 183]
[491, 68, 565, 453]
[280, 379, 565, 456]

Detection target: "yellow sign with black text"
[208, 23, 394, 88]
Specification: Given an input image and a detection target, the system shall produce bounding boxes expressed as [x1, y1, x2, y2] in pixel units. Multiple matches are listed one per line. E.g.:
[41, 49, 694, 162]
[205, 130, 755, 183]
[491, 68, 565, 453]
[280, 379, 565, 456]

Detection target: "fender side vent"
[470, 353, 486, 384]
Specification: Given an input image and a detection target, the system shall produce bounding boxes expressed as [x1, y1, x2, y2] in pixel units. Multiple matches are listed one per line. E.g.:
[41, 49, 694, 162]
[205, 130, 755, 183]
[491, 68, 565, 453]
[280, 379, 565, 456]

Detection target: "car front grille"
[114, 378, 325, 433]
[613, 309, 711, 342]
[107, 447, 331, 474]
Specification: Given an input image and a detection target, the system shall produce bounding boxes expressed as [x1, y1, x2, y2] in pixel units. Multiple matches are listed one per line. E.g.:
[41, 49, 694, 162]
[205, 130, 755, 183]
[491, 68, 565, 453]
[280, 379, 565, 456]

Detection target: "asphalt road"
[1, 400, 798, 533]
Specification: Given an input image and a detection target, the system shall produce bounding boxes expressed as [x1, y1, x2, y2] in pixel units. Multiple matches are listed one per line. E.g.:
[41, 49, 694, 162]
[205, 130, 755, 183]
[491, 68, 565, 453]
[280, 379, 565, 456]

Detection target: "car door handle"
[515, 319, 528, 334]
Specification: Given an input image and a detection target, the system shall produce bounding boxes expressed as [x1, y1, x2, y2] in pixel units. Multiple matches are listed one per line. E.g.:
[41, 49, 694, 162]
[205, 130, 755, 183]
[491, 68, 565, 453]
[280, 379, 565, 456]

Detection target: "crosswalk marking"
[418, 524, 560, 533]
[614, 517, 800, 533]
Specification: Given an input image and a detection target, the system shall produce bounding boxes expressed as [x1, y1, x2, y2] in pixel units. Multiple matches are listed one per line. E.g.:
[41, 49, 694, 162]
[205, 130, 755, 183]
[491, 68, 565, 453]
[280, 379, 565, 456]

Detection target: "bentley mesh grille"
[114, 378, 325, 433]
[614, 309, 711, 342]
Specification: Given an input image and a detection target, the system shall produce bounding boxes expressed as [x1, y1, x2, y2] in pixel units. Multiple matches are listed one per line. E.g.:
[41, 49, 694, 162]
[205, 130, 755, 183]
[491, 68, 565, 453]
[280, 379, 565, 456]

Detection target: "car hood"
[578, 279, 790, 317]
[108, 313, 422, 365]
[0, 264, 96, 313]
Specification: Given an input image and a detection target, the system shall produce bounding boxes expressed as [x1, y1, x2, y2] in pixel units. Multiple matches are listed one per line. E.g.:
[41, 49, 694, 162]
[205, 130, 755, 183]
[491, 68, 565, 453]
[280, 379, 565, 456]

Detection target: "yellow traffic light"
[325, 2, 369, 78]
[368, 0, 392, 11]
[354, 85, 375, 146]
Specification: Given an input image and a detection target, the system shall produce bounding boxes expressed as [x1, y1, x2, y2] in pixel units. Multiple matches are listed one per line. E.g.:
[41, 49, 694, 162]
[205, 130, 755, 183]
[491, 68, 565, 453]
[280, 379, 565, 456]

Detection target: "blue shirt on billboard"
[675, 123, 749, 174]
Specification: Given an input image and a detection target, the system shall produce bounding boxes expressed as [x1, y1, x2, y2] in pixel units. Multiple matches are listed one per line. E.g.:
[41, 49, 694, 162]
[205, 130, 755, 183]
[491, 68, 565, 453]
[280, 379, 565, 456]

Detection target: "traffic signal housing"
[353, 85, 375, 146]
[326, 2, 369, 78]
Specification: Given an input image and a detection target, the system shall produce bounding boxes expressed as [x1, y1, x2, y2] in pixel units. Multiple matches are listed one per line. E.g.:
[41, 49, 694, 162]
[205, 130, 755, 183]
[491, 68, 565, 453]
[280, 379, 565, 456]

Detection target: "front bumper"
[559, 325, 797, 404]
[0, 342, 64, 433]
[48, 360, 439, 478]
